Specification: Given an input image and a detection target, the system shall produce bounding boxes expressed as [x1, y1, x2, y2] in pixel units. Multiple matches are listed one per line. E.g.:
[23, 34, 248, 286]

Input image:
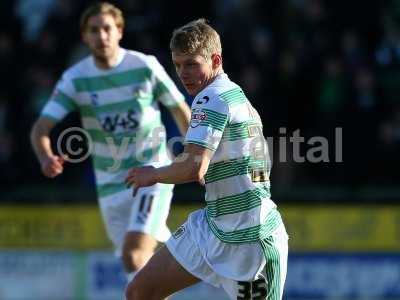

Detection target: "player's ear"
[211, 53, 222, 70]
[117, 26, 123, 40]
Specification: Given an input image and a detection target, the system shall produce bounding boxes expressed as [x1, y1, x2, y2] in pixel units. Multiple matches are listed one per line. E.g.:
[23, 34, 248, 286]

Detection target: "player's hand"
[199, 177, 205, 186]
[125, 166, 157, 196]
[40, 155, 66, 178]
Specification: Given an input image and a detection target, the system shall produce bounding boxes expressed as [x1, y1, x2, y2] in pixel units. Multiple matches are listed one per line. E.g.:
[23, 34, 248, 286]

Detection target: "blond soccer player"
[125, 19, 288, 300]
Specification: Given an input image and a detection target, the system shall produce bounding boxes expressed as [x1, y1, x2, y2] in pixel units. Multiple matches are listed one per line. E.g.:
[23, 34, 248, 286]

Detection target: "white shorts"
[166, 208, 288, 300]
[99, 183, 173, 257]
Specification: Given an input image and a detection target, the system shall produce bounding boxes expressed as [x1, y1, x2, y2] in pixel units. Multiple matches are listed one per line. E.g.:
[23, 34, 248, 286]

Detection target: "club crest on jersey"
[90, 93, 99, 105]
[190, 108, 207, 128]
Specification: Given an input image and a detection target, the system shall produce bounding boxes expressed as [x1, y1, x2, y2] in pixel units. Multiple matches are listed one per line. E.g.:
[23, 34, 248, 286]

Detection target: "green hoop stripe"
[73, 68, 152, 92]
[206, 186, 270, 217]
[219, 87, 248, 106]
[205, 156, 267, 183]
[53, 91, 78, 112]
[84, 121, 162, 145]
[196, 108, 228, 131]
[80, 96, 153, 115]
[222, 120, 262, 141]
[206, 209, 282, 243]
[260, 236, 281, 300]
[153, 80, 171, 100]
[97, 182, 126, 198]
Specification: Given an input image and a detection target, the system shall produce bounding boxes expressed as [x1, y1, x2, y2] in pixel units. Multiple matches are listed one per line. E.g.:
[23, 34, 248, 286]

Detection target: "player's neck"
[214, 68, 224, 78]
[93, 47, 121, 70]
[207, 68, 224, 85]
[197, 69, 224, 96]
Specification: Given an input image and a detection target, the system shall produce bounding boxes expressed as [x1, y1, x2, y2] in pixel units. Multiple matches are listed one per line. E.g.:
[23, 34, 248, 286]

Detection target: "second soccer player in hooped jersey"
[125, 19, 288, 300]
[30, 2, 191, 286]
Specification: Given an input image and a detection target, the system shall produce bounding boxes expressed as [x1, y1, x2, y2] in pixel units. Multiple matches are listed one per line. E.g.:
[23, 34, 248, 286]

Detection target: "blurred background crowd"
[1, 0, 399, 203]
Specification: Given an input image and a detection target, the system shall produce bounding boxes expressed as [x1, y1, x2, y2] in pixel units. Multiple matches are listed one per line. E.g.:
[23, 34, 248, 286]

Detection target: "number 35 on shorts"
[237, 278, 267, 300]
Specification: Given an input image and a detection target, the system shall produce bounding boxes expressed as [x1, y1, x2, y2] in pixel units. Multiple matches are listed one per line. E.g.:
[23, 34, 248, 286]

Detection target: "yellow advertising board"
[0, 204, 399, 251]
[0, 206, 111, 249]
[282, 205, 400, 252]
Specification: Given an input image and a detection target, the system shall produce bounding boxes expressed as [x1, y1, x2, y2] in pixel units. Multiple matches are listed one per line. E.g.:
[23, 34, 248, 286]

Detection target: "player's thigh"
[126, 245, 201, 299]
[122, 231, 158, 271]
[128, 184, 173, 241]
[122, 231, 158, 263]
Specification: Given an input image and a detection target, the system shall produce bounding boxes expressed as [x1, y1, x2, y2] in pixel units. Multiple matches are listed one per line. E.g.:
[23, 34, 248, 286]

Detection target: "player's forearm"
[30, 119, 55, 163]
[126, 144, 211, 188]
[169, 102, 191, 136]
[155, 145, 210, 184]
[155, 159, 199, 184]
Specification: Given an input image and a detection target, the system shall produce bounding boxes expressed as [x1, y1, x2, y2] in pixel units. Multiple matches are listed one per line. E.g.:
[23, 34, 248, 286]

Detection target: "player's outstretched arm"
[30, 117, 66, 178]
[125, 144, 211, 192]
[167, 101, 191, 136]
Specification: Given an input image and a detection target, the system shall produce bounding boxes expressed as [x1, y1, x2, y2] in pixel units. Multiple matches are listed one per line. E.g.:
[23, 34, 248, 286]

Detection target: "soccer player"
[125, 19, 288, 300]
[30, 2, 191, 282]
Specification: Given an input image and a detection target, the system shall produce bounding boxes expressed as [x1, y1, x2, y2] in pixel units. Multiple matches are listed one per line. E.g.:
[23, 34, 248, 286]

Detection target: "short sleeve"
[147, 55, 185, 107]
[185, 95, 229, 151]
[41, 72, 78, 122]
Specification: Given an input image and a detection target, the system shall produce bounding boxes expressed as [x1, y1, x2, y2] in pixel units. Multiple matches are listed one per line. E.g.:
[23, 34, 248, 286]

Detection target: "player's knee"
[122, 247, 153, 272]
[122, 232, 157, 272]
[125, 273, 157, 300]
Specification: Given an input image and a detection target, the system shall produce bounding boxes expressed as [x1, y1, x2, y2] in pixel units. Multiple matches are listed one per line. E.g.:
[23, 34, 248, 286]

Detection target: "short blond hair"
[80, 2, 124, 32]
[170, 19, 222, 60]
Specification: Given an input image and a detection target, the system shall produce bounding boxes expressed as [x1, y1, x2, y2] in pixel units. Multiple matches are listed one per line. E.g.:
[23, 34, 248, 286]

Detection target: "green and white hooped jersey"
[185, 73, 282, 243]
[41, 48, 185, 199]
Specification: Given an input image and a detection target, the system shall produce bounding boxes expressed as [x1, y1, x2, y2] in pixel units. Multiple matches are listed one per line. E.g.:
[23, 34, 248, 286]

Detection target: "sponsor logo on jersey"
[98, 109, 139, 134]
[190, 108, 207, 128]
